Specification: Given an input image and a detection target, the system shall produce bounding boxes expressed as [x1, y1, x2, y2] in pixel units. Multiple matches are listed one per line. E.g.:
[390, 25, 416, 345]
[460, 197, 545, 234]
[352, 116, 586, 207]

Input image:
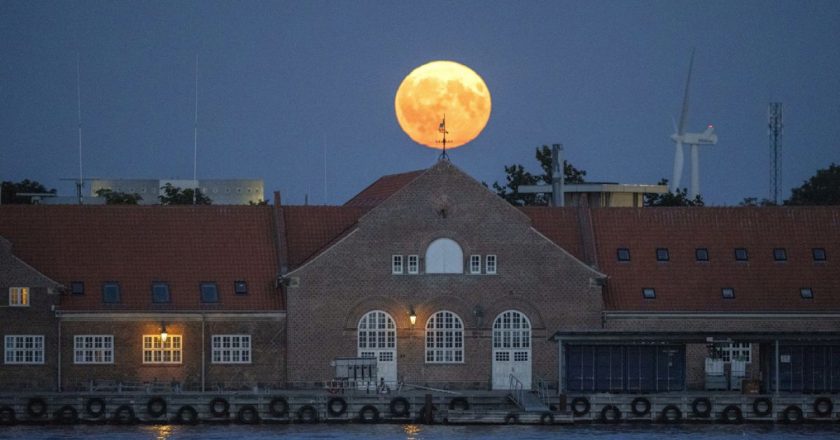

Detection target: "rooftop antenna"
[76, 52, 84, 204]
[323, 134, 328, 205]
[436, 114, 449, 160]
[192, 54, 199, 205]
[768, 102, 783, 204]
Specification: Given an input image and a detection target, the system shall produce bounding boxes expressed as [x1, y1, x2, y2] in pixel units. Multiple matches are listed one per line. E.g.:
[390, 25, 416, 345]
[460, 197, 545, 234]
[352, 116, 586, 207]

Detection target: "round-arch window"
[425, 311, 464, 363]
[425, 238, 463, 274]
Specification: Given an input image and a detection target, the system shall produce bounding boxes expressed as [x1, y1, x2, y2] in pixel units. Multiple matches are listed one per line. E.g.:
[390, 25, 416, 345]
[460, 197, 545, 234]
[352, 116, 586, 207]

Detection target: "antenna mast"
[768, 102, 783, 204]
[76, 52, 84, 204]
[436, 114, 449, 160]
[193, 54, 199, 205]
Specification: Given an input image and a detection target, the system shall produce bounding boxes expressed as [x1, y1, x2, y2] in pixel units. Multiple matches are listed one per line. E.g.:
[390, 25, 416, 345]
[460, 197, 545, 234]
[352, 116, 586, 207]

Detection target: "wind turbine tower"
[768, 102, 783, 204]
[670, 50, 719, 199]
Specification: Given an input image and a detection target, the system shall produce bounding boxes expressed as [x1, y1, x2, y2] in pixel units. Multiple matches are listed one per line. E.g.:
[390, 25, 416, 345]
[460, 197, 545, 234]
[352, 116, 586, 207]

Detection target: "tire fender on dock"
[327, 397, 347, 417]
[630, 397, 651, 417]
[237, 405, 260, 424]
[209, 397, 229, 418]
[85, 398, 106, 418]
[389, 397, 410, 417]
[660, 405, 682, 423]
[571, 397, 590, 417]
[358, 405, 380, 423]
[720, 405, 743, 424]
[783, 405, 804, 424]
[268, 396, 288, 418]
[813, 397, 833, 417]
[752, 397, 772, 417]
[146, 397, 167, 418]
[175, 405, 198, 424]
[26, 397, 47, 419]
[691, 397, 712, 418]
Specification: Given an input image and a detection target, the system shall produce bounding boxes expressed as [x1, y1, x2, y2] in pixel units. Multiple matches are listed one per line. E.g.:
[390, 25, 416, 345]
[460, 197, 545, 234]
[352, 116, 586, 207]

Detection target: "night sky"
[2, 1, 839, 206]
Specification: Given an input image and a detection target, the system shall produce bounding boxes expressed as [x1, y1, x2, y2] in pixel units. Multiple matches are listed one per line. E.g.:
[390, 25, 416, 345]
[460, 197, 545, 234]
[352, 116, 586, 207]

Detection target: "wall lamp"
[160, 321, 168, 343]
[409, 307, 417, 327]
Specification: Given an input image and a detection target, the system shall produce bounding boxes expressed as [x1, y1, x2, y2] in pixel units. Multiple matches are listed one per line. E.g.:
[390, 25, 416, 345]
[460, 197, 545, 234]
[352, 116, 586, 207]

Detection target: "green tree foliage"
[0, 179, 56, 204]
[643, 178, 704, 207]
[738, 197, 777, 207]
[95, 188, 143, 205]
[785, 163, 840, 206]
[491, 145, 587, 206]
[158, 183, 212, 205]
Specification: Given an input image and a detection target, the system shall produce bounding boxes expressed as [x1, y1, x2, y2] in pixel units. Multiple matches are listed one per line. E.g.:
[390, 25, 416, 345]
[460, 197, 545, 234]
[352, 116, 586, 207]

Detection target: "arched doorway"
[492, 310, 532, 390]
[357, 310, 397, 387]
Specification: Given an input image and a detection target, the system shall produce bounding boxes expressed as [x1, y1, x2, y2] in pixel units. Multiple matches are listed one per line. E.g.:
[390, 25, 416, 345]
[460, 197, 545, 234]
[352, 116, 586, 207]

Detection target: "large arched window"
[425, 238, 464, 273]
[425, 311, 464, 363]
[358, 310, 396, 353]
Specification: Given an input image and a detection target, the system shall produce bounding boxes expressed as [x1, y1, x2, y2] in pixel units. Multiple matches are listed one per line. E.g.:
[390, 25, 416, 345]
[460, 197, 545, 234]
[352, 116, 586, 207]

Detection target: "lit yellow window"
[9, 287, 29, 307]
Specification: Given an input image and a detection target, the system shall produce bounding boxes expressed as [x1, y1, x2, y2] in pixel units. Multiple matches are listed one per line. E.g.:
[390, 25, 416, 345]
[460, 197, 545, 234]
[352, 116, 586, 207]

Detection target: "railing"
[535, 375, 551, 406]
[508, 374, 525, 410]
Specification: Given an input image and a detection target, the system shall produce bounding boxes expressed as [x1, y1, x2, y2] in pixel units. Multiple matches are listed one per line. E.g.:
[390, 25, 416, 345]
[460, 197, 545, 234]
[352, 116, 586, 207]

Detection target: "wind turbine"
[670, 50, 719, 199]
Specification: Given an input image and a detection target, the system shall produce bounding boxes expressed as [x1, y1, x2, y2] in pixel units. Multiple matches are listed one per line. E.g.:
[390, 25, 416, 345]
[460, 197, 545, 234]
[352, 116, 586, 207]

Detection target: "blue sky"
[2, 0, 838, 205]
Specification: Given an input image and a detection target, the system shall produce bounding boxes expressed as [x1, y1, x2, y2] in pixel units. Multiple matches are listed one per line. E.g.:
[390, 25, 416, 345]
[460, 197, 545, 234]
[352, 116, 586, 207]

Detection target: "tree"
[1, 179, 56, 204]
[785, 163, 840, 206]
[95, 188, 143, 205]
[158, 183, 212, 205]
[491, 145, 587, 206]
[643, 178, 705, 207]
[738, 197, 777, 207]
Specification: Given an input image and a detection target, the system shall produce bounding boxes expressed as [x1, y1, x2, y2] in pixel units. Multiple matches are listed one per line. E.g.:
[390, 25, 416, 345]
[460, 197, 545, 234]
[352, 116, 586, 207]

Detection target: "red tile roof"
[282, 206, 368, 268]
[520, 207, 586, 261]
[343, 170, 425, 207]
[0, 205, 282, 311]
[589, 207, 840, 312]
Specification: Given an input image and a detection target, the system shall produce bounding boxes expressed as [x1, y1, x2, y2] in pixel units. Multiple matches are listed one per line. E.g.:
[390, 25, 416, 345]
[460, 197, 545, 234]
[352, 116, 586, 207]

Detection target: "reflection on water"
[2, 424, 840, 440]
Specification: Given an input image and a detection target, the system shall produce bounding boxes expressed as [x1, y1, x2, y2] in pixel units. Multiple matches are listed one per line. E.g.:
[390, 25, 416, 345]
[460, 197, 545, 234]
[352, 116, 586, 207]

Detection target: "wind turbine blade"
[671, 116, 678, 134]
[677, 48, 695, 135]
[671, 140, 684, 192]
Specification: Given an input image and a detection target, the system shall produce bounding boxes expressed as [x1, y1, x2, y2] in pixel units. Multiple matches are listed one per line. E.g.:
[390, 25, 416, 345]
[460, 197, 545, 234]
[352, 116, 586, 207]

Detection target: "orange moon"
[395, 61, 491, 150]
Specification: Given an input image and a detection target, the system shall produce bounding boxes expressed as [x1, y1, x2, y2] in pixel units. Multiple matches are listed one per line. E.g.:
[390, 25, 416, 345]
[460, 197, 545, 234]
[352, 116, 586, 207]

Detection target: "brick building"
[1, 160, 838, 393]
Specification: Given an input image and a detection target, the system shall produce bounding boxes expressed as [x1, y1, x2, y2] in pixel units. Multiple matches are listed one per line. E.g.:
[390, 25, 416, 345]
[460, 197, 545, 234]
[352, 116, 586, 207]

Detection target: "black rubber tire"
[268, 397, 289, 418]
[783, 405, 804, 424]
[175, 405, 198, 425]
[327, 397, 347, 417]
[571, 397, 590, 417]
[358, 405, 380, 423]
[209, 397, 229, 418]
[297, 405, 318, 424]
[660, 404, 682, 423]
[813, 397, 833, 417]
[540, 411, 554, 425]
[504, 412, 519, 424]
[601, 405, 621, 423]
[0, 406, 16, 425]
[752, 397, 772, 417]
[85, 398, 106, 418]
[54, 405, 79, 425]
[146, 397, 167, 418]
[112, 405, 135, 425]
[389, 397, 410, 417]
[26, 397, 47, 418]
[721, 405, 743, 424]
[691, 397, 712, 418]
[449, 397, 469, 411]
[631, 397, 651, 417]
[237, 405, 259, 424]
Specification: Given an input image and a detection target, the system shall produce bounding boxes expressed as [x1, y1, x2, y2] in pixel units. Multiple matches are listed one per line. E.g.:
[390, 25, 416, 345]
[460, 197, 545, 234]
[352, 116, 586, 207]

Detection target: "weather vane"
[436, 114, 450, 160]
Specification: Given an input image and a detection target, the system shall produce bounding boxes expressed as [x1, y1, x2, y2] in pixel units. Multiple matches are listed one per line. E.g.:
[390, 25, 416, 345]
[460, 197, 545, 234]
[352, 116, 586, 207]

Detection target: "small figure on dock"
[377, 377, 390, 394]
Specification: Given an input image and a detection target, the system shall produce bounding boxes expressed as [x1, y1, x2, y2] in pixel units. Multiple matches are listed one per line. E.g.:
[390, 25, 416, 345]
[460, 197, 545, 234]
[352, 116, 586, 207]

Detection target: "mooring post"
[424, 393, 433, 424]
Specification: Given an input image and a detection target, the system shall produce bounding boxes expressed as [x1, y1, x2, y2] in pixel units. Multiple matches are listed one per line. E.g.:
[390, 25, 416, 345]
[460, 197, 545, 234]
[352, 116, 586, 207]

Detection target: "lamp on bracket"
[160, 321, 168, 343]
[408, 306, 417, 327]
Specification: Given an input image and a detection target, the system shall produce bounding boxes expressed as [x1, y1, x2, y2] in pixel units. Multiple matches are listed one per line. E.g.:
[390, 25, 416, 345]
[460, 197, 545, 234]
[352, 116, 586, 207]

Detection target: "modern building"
[1, 160, 838, 394]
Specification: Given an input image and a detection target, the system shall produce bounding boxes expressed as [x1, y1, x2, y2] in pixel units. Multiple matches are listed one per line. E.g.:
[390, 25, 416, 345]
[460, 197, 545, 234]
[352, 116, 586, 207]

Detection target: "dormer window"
[234, 281, 248, 295]
[392, 255, 404, 274]
[800, 288, 814, 299]
[721, 288, 735, 299]
[201, 283, 219, 303]
[812, 248, 826, 262]
[656, 248, 670, 262]
[642, 288, 656, 299]
[102, 283, 120, 304]
[617, 248, 630, 262]
[70, 282, 85, 295]
[152, 283, 170, 303]
[773, 248, 787, 261]
[695, 248, 709, 262]
[425, 238, 463, 274]
[734, 248, 749, 261]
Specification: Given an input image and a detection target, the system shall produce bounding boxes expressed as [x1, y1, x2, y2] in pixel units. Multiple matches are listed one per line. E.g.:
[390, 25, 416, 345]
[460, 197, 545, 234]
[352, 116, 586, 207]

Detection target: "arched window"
[425, 238, 464, 273]
[425, 311, 464, 363]
[358, 310, 396, 352]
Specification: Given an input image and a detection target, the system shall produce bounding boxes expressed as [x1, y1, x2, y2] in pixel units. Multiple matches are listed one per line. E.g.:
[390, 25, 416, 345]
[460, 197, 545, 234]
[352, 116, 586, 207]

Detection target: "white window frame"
[74, 335, 114, 364]
[211, 334, 252, 364]
[358, 311, 396, 350]
[392, 255, 404, 274]
[4, 335, 44, 364]
[719, 342, 751, 363]
[425, 311, 464, 364]
[407, 255, 419, 274]
[9, 287, 29, 307]
[142, 335, 182, 364]
[486, 255, 497, 275]
[469, 255, 481, 274]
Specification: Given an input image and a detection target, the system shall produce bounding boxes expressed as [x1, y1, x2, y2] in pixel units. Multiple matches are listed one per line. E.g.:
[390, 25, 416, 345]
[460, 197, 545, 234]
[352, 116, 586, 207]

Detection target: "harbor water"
[2, 424, 840, 440]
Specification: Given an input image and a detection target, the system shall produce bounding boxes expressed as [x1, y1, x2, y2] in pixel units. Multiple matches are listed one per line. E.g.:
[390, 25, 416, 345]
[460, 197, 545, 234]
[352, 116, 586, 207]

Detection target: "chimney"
[551, 144, 565, 207]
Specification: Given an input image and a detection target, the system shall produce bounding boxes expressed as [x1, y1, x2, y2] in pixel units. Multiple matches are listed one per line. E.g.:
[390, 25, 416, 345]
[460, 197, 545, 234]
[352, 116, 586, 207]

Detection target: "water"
[2, 424, 840, 440]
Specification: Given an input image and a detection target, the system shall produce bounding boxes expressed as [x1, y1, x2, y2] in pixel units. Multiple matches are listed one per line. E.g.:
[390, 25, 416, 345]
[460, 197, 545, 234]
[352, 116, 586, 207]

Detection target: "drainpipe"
[201, 314, 206, 392]
[557, 338, 564, 395]
[774, 339, 780, 396]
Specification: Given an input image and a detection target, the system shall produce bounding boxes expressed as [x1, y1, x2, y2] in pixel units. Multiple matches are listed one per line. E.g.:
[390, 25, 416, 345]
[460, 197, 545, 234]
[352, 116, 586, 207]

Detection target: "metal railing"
[535, 375, 551, 406]
[508, 374, 525, 410]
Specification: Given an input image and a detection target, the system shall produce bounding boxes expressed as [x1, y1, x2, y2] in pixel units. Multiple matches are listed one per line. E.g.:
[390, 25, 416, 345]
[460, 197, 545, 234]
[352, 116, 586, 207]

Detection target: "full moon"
[395, 61, 491, 150]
